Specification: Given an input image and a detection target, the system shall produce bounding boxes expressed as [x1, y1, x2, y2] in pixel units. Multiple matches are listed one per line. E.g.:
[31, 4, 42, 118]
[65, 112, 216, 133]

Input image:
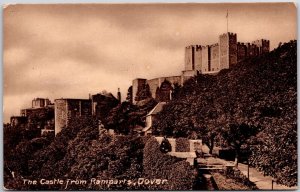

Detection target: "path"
[238, 163, 297, 190]
[201, 145, 297, 190]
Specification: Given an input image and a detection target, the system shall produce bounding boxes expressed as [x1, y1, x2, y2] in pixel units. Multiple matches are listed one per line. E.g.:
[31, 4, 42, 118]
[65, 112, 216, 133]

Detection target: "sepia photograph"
[3, 2, 297, 190]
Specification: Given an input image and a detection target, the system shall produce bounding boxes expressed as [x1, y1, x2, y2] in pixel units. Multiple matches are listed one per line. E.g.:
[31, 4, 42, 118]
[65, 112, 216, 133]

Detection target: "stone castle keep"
[132, 32, 270, 104]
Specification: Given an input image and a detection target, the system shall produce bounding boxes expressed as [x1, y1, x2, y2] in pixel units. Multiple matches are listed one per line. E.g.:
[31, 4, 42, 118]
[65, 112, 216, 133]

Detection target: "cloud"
[3, 3, 297, 122]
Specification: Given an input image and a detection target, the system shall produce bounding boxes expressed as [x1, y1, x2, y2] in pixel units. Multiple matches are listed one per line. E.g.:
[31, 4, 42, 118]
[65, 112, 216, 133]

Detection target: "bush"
[143, 137, 195, 190]
[175, 137, 190, 152]
[225, 167, 258, 190]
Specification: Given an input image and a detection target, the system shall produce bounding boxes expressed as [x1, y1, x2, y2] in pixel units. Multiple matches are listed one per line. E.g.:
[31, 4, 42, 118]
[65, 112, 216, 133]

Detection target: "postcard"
[3, 3, 297, 190]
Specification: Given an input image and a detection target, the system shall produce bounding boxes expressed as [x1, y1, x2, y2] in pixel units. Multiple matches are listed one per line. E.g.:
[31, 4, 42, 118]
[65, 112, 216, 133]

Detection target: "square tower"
[54, 99, 92, 135]
[210, 43, 220, 72]
[185, 45, 202, 72]
[219, 32, 237, 70]
[194, 45, 203, 72]
[185, 46, 195, 71]
[132, 78, 147, 104]
[252, 39, 270, 55]
[237, 42, 247, 62]
[201, 45, 210, 73]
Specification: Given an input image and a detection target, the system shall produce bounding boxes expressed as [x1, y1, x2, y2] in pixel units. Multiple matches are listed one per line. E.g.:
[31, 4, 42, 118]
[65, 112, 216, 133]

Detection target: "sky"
[3, 3, 297, 123]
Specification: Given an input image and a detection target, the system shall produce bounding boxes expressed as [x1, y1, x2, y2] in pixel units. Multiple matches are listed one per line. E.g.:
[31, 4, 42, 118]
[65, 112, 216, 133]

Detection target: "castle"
[9, 32, 270, 136]
[132, 32, 270, 104]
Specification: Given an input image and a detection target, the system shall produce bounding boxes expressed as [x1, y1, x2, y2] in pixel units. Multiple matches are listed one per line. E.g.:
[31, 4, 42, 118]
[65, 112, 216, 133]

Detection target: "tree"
[105, 99, 157, 135]
[199, 126, 218, 154]
[171, 83, 182, 99]
[135, 83, 152, 102]
[221, 123, 258, 167]
[126, 86, 133, 102]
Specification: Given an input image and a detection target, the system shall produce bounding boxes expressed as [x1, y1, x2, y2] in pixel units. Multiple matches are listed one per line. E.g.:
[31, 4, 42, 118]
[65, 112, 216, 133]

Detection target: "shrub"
[225, 167, 258, 190]
[143, 137, 195, 190]
[176, 137, 190, 152]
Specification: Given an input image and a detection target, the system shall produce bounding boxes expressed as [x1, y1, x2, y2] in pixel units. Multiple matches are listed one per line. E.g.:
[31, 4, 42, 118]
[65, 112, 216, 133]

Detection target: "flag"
[226, 10, 228, 18]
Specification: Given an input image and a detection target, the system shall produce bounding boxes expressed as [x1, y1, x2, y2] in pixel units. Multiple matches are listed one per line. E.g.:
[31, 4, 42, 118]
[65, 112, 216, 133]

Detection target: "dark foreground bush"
[143, 137, 196, 190]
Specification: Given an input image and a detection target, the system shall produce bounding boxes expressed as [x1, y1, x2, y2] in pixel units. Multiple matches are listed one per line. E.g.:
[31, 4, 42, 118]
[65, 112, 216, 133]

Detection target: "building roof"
[146, 102, 166, 116]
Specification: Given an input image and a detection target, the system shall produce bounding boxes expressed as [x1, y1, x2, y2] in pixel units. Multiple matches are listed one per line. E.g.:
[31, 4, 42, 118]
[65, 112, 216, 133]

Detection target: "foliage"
[143, 137, 195, 190]
[5, 115, 149, 190]
[153, 40, 297, 186]
[199, 126, 218, 154]
[126, 86, 133, 102]
[135, 83, 152, 102]
[105, 98, 157, 134]
[92, 92, 120, 122]
[212, 169, 258, 190]
[175, 137, 190, 152]
[221, 123, 259, 165]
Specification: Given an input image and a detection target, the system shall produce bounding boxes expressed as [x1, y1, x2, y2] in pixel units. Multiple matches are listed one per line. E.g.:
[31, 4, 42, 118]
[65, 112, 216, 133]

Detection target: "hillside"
[153, 40, 297, 186]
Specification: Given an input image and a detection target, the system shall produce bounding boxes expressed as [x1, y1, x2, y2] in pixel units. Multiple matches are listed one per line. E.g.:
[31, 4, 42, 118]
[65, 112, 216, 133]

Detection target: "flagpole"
[227, 9, 228, 33]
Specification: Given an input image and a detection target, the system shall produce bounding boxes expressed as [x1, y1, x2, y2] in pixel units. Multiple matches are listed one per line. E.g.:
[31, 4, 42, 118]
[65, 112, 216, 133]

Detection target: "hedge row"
[175, 137, 190, 152]
[143, 137, 196, 190]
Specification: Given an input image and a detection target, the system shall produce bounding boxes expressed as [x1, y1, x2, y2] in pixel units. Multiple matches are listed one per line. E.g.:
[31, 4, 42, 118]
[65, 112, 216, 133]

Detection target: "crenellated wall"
[252, 39, 270, 54]
[237, 42, 247, 62]
[132, 32, 270, 104]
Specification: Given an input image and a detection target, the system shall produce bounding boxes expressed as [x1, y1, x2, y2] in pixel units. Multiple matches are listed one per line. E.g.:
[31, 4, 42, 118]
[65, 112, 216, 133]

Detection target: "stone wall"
[54, 99, 92, 135]
[185, 46, 194, 71]
[201, 45, 210, 72]
[237, 42, 247, 62]
[154, 137, 202, 153]
[194, 45, 203, 71]
[132, 78, 147, 104]
[252, 39, 270, 54]
[146, 76, 182, 102]
[54, 99, 67, 135]
[210, 43, 220, 72]
[228, 33, 238, 67]
[219, 33, 229, 70]
[246, 43, 259, 57]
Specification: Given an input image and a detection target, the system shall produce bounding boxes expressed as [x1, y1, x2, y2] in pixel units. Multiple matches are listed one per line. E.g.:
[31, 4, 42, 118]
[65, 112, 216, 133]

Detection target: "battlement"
[245, 42, 257, 46]
[195, 45, 202, 50]
[252, 39, 270, 44]
[132, 32, 270, 105]
[186, 45, 202, 50]
[220, 32, 237, 37]
[210, 43, 219, 47]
